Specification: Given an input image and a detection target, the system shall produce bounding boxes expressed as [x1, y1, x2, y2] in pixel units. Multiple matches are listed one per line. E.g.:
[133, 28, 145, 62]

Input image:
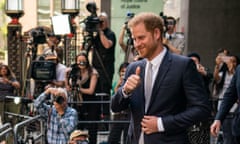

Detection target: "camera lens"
[79, 61, 87, 66]
[76, 141, 84, 144]
[54, 96, 65, 104]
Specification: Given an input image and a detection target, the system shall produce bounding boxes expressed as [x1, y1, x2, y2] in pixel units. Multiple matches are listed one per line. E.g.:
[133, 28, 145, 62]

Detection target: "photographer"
[163, 16, 185, 55]
[43, 33, 64, 63]
[34, 87, 78, 144]
[65, 52, 99, 144]
[45, 54, 67, 88]
[119, 13, 138, 63]
[91, 12, 116, 122]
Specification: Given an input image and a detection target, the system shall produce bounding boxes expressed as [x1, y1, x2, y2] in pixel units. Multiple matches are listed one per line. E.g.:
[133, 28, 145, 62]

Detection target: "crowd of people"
[0, 10, 240, 144]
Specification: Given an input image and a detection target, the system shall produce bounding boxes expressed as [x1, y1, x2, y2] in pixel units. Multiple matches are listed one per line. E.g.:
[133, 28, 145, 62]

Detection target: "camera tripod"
[124, 27, 136, 63]
[21, 39, 36, 116]
[83, 33, 113, 132]
[68, 84, 82, 108]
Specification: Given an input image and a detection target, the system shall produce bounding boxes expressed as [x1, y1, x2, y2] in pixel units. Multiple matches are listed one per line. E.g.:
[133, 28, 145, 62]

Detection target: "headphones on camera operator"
[27, 27, 58, 82]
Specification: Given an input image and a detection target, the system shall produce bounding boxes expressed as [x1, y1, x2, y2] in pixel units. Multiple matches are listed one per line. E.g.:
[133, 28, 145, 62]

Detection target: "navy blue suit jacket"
[216, 65, 240, 136]
[111, 50, 211, 144]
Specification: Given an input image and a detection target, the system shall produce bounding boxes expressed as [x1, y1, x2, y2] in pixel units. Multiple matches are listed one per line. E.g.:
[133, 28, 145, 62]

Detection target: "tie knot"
[148, 62, 153, 70]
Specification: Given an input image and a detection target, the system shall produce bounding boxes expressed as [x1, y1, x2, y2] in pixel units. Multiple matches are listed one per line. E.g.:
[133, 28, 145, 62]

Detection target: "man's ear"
[154, 28, 161, 40]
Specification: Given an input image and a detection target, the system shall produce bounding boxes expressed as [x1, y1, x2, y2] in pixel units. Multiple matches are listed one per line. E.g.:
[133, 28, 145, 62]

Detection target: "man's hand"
[162, 37, 169, 45]
[197, 64, 207, 76]
[141, 116, 159, 134]
[210, 120, 221, 137]
[123, 66, 141, 94]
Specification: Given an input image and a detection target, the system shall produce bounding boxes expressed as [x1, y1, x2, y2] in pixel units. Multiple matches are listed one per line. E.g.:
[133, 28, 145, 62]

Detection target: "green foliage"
[0, 0, 5, 10]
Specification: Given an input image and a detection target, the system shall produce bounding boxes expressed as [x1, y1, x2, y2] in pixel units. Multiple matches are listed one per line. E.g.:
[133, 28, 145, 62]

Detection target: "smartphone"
[221, 56, 231, 63]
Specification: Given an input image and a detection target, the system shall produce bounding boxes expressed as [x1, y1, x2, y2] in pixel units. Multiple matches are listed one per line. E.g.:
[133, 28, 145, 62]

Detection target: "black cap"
[86, 2, 97, 14]
[187, 52, 201, 62]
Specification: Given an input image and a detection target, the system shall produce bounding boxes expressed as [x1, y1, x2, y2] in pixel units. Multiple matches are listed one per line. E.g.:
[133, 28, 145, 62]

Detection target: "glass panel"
[53, 0, 61, 15]
[37, 0, 50, 25]
[6, 0, 23, 11]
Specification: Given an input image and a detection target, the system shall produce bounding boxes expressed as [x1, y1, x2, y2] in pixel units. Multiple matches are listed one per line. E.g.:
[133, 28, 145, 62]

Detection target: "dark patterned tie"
[169, 35, 172, 40]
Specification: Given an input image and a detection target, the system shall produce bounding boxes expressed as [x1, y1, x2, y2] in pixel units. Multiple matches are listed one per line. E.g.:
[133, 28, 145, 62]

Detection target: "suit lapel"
[140, 60, 147, 113]
[147, 51, 172, 113]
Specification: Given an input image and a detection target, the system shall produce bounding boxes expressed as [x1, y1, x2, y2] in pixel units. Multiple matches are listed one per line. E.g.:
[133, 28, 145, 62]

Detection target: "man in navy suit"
[111, 12, 211, 144]
[211, 65, 240, 143]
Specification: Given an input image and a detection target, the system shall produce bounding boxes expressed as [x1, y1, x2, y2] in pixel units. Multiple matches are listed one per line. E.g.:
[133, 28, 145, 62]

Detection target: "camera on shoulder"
[31, 60, 56, 81]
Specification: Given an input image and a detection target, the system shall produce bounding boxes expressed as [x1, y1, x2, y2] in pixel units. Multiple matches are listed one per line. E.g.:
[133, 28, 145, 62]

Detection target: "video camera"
[30, 60, 56, 81]
[81, 2, 102, 53]
[81, 2, 102, 46]
[159, 12, 176, 34]
[124, 12, 134, 36]
[53, 95, 65, 104]
[68, 63, 81, 88]
[29, 27, 47, 45]
[159, 12, 168, 33]
[82, 2, 102, 39]
[125, 12, 135, 25]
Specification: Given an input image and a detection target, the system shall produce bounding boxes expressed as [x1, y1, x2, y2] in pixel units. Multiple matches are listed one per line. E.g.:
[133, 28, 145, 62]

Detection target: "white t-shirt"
[55, 63, 66, 81]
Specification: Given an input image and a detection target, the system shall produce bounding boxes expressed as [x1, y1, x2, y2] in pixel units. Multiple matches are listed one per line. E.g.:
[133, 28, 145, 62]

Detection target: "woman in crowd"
[0, 64, 20, 124]
[65, 52, 99, 144]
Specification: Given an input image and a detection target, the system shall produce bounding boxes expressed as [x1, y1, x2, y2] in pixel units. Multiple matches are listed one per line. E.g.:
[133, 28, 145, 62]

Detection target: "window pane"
[37, 0, 50, 25]
[54, 0, 61, 15]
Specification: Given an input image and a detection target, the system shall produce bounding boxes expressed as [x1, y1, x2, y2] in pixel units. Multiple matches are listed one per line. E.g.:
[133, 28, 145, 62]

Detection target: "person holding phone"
[211, 55, 240, 144]
[211, 63, 240, 144]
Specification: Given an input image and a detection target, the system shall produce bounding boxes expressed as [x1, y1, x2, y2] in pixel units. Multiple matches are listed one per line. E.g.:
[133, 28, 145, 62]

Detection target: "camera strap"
[47, 107, 52, 129]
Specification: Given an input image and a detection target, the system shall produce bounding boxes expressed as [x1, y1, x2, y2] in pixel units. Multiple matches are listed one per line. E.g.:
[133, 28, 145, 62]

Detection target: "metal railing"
[3, 94, 232, 144]
[0, 123, 13, 139]
[13, 115, 44, 144]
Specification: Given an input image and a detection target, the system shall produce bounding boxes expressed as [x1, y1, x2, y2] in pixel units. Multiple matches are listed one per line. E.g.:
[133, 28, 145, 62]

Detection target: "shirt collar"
[165, 33, 176, 39]
[149, 47, 167, 68]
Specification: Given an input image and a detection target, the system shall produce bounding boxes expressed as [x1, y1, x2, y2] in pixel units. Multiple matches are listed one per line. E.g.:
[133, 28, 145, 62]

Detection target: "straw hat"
[70, 130, 89, 140]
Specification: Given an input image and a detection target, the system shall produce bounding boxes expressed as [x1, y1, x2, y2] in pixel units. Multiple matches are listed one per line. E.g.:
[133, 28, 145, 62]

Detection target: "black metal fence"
[0, 96, 236, 144]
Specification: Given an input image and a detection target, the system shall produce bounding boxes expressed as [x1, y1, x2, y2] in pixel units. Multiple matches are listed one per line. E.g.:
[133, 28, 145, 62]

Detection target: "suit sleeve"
[162, 59, 211, 132]
[111, 63, 135, 113]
